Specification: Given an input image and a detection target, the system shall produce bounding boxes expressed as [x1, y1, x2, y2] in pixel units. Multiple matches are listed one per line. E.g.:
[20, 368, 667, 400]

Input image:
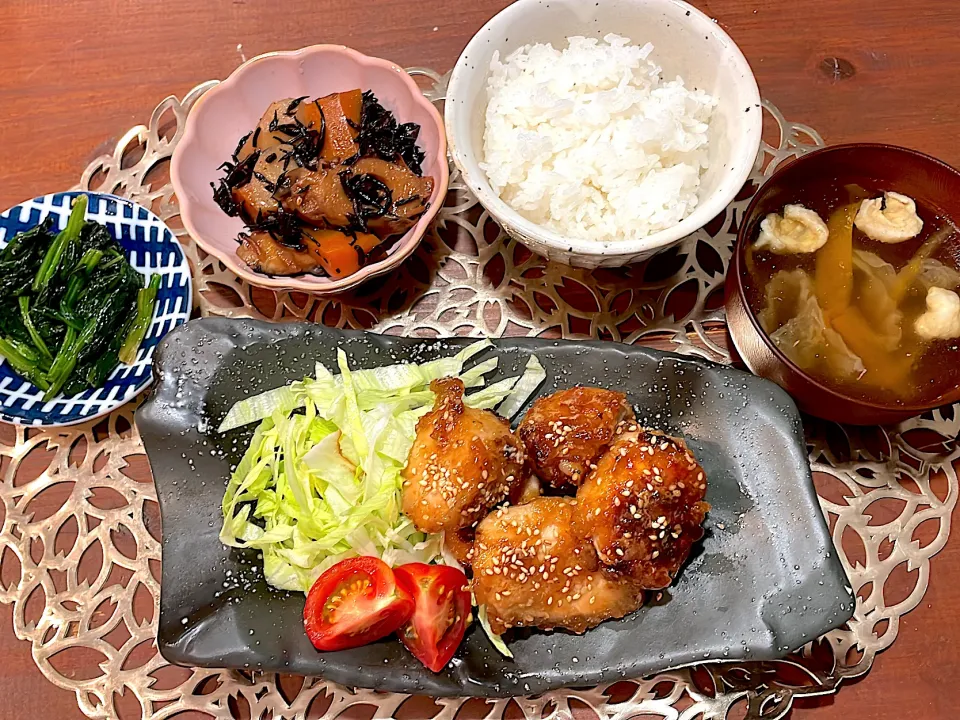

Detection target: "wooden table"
[2, 0, 959, 718]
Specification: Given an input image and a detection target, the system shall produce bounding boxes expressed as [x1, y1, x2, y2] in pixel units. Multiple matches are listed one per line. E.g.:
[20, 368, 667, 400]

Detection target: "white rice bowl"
[480, 34, 716, 244]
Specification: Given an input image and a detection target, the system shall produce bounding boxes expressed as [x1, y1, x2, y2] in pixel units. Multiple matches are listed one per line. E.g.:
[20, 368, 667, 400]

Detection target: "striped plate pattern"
[0, 191, 191, 426]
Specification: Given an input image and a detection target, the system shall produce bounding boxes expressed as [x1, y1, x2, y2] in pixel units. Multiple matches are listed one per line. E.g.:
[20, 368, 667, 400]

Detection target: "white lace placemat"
[0, 71, 955, 720]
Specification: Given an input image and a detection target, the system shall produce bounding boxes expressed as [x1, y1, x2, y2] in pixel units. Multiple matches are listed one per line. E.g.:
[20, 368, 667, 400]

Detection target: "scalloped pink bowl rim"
[171, 44, 449, 294]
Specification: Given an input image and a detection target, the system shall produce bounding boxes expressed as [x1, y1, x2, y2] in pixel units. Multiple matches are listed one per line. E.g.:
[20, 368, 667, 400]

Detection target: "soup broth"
[744, 180, 960, 407]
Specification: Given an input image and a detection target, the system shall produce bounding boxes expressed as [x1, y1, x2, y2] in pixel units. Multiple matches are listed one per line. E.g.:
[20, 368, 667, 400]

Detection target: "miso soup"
[744, 181, 960, 407]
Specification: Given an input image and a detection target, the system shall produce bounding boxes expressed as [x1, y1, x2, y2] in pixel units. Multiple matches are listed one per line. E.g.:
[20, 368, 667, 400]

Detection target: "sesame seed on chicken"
[443, 526, 477, 569]
[401, 378, 528, 535]
[574, 428, 709, 590]
[406, 380, 710, 639]
[517, 387, 635, 490]
[472, 497, 645, 635]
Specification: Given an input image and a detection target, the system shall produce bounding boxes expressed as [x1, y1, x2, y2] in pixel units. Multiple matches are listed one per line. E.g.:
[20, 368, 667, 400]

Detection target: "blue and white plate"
[0, 191, 192, 427]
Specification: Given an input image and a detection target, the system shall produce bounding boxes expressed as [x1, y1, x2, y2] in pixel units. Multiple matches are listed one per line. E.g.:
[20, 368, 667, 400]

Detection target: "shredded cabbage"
[478, 605, 513, 658]
[218, 341, 545, 593]
[497, 355, 546, 418]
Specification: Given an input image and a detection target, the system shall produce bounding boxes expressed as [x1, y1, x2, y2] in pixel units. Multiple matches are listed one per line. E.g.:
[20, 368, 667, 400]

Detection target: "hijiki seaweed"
[340, 173, 393, 233]
[353, 91, 426, 176]
[211, 152, 256, 218]
[270, 97, 325, 171]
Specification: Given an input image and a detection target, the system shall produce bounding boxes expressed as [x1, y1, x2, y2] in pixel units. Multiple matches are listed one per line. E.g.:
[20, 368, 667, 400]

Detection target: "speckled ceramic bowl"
[446, 0, 762, 269]
[171, 45, 448, 295]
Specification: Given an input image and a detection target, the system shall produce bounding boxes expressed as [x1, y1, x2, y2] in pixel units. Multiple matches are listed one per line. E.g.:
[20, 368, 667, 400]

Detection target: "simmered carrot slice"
[318, 90, 362, 162]
[302, 227, 381, 279]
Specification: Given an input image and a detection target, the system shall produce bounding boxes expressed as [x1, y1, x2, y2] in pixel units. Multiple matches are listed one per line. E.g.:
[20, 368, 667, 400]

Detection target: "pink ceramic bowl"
[171, 45, 449, 294]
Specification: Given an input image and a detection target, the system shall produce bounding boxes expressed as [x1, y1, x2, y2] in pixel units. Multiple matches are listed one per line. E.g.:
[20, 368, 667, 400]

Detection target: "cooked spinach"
[0, 195, 161, 399]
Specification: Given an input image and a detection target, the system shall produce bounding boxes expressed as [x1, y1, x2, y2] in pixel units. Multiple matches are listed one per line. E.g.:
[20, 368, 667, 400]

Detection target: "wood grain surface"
[2, 0, 960, 718]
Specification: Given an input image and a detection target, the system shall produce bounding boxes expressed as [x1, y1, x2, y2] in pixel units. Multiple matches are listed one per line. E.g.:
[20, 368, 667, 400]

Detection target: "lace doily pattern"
[0, 72, 956, 720]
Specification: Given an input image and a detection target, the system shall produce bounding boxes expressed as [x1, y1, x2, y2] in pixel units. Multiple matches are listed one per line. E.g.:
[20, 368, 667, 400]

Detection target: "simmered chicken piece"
[288, 159, 434, 235]
[574, 429, 709, 589]
[350, 158, 434, 236]
[232, 145, 292, 222]
[472, 497, 645, 634]
[236, 228, 382, 278]
[236, 231, 319, 276]
[236, 98, 322, 162]
[286, 168, 355, 229]
[518, 387, 635, 489]
[402, 378, 527, 534]
[236, 92, 361, 164]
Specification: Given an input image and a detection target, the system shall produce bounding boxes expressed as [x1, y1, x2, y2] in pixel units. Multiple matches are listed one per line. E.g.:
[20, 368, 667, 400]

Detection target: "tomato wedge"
[394, 563, 471, 672]
[304, 556, 414, 651]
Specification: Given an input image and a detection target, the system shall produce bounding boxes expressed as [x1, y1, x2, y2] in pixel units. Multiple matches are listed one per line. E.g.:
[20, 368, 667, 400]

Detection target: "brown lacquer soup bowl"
[726, 143, 960, 425]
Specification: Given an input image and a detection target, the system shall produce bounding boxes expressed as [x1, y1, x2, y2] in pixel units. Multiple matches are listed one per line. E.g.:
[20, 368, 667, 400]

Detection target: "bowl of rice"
[445, 0, 762, 268]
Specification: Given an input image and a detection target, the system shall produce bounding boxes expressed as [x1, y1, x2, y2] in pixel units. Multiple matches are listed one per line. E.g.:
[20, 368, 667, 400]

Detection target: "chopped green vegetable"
[0, 218, 53, 298]
[218, 340, 494, 433]
[0, 194, 153, 397]
[18, 296, 52, 363]
[44, 311, 102, 400]
[0, 337, 50, 390]
[218, 342, 546, 593]
[60, 248, 107, 324]
[77, 248, 104, 274]
[32, 195, 88, 293]
[497, 355, 546, 418]
[119, 274, 161, 364]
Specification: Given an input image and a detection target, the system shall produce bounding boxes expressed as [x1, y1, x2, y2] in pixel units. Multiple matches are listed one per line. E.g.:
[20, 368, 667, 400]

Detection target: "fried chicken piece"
[509, 473, 541, 505]
[443, 527, 476, 569]
[574, 429, 709, 589]
[445, 476, 540, 572]
[473, 497, 644, 634]
[402, 378, 527, 534]
[518, 387, 635, 489]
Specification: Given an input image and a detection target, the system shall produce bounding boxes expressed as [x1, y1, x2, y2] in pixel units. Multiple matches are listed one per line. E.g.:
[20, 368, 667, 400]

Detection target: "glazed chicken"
[443, 471, 541, 570]
[402, 378, 527, 535]
[518, 387, 635, 489]
[472, 497, 645, 634]
[443, 527, 476, 568]
[574, 428, 709, 589]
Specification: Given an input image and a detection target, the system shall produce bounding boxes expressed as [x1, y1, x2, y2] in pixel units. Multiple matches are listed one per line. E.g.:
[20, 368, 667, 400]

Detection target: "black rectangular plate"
[137, 318, 854, 697]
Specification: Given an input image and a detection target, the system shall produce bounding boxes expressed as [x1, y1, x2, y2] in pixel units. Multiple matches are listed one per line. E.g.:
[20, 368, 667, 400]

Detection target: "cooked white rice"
[481, 34, 716, 244]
